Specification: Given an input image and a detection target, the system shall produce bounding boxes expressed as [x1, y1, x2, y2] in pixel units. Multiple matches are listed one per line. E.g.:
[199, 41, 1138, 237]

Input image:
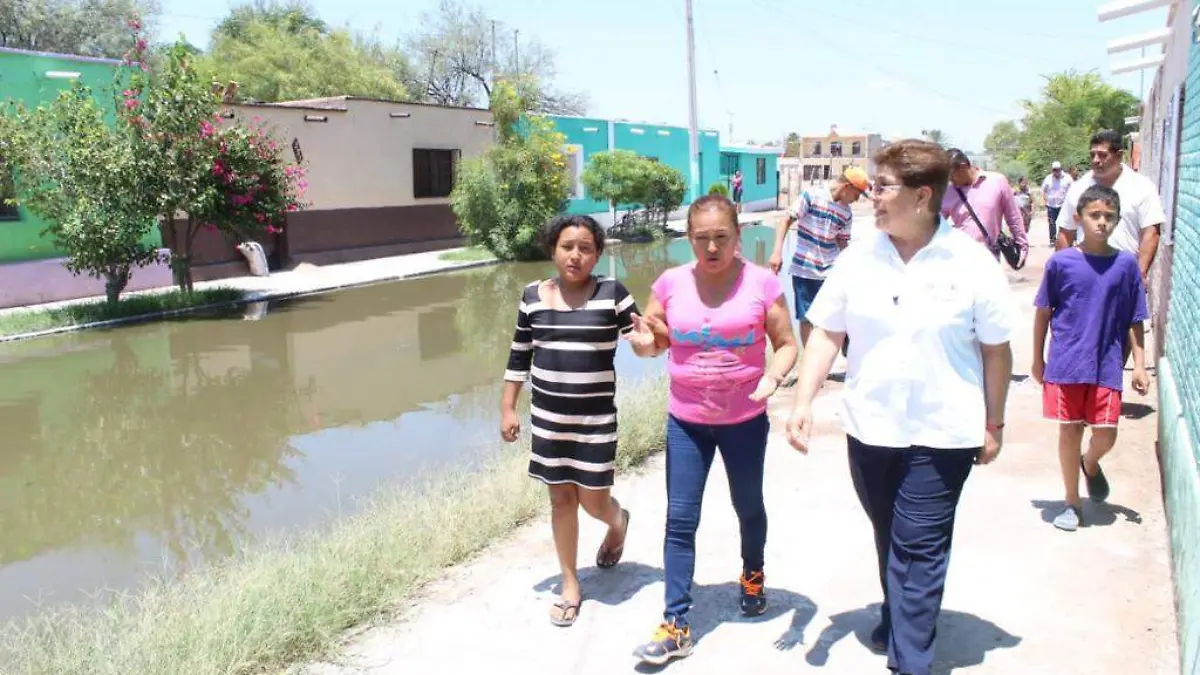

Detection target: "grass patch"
[0, 373, 668, 675]
[0, 288, 246, 339]
[437, 246, 496, 263]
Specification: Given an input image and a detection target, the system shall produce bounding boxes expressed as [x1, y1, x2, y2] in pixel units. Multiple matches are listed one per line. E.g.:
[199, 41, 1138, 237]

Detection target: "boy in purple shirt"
[1032, 184, 1150, 532]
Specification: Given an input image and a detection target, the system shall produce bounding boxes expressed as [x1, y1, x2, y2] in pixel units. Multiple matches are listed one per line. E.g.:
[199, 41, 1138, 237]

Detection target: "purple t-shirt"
[1034, 248, 1147, 391]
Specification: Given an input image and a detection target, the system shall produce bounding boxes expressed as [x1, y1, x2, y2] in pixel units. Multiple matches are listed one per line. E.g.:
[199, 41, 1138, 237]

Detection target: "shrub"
[708, 181, 730, 198]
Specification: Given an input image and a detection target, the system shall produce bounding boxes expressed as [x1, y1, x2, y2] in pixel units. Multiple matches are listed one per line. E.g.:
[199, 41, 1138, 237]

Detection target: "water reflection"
[0, 227, 775, 617]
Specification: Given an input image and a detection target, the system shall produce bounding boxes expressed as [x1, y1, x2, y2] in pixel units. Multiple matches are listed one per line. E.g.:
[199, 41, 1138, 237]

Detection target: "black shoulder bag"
[954, 186, 1025, 270]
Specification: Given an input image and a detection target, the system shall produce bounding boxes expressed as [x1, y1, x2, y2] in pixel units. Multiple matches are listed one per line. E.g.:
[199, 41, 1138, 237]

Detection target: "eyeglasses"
[871, 183, 903, 195]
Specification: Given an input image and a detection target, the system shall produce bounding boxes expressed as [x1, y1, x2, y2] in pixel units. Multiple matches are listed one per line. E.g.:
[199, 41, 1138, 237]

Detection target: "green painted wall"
[719, 148, 780, 206]
[552, 115, 721, 215]
[552, 116, 612, 215]
[0, 48, 159, 264]
[1161, 13, 1200, 673]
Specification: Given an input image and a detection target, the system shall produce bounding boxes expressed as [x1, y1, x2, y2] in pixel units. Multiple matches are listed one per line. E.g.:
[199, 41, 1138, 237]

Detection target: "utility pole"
[685, 0, 701, 200]
[514, 29, 520, 74]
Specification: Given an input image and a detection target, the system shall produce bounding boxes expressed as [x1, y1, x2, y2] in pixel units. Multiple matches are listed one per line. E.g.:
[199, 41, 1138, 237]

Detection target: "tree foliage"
[1, 84, 162, 304]
[450, 79, 569, 261]
[582, 150, 687, 225]
[785, 132, 801, 158]
[0, 0, 158, 58]
[921, 129, 949, 146]
[983, 71, 1139, 182]
[407, 0, 587, 115]
[198, 1, 409, 103]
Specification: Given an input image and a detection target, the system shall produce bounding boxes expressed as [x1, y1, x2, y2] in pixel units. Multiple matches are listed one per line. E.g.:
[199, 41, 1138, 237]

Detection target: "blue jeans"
[663, 413, 769, 627]
[791, 275, 824, 323]
[847, 436, 978, 675]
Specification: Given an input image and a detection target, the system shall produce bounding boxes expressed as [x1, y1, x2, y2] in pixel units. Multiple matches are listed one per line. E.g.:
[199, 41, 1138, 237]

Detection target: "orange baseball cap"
[842, 167, 872, 195]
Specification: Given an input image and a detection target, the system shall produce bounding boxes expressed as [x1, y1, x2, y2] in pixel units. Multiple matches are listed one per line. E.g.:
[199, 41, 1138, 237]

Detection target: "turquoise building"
[550, 115, 780, 223]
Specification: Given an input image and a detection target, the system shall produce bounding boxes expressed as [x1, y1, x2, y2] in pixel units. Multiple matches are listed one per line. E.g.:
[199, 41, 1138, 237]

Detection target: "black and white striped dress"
[504, 277, 639, 489]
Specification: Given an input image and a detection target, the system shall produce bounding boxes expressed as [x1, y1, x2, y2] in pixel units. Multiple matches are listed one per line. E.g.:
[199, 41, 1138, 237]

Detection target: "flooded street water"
[0, 227, 776, 619]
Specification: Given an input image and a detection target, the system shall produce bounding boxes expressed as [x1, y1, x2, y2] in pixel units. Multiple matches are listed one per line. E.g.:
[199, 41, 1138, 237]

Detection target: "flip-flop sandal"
[596, 508, 631, 568]
[549, 599, 581, 627]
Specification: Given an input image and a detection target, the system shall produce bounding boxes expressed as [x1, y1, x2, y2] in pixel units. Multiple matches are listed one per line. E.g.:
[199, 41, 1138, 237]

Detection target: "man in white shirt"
[1056, 130, 1166, 282]
[1041, 161, 1072, 245]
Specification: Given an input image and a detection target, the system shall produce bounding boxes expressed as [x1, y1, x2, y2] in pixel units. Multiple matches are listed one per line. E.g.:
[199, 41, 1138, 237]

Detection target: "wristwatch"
[986, 422, 1005, 432]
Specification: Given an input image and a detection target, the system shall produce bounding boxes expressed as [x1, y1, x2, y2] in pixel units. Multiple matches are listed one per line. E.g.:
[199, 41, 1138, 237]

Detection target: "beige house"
[178, 96, 496, 280]
[799, 125, 885, 182]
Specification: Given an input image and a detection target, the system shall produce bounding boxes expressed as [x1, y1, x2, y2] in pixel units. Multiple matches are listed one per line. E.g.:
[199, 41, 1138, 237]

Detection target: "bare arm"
[999, 181, 1029, 251]
[636, 294, 670, 358]
[1138, 224, 1162, 281]
[764, 297, 799, 381]
[1131, 321, 1147, 370]
[1055, 227, 1076, 250]
[793, 327, 843, 410]
[501, 380, 522, 414]
[1032, 307, 1051, 383]
[769, 215, 794, 273]
[981, 342, 1013, 427]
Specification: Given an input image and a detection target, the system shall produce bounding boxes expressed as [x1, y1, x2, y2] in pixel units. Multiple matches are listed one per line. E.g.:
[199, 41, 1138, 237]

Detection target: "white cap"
[1051, 161, 1062, 169]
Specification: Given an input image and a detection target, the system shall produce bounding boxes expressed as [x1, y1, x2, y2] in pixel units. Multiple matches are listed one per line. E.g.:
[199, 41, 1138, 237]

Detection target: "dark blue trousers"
[847, 436, 978, 675]
[662, 413, 769, 627]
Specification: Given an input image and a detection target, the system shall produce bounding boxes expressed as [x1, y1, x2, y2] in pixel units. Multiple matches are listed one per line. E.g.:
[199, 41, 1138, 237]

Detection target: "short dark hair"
[1076, 184, 1121, 215]
[1090, 129, 1124, 154]
[539, 214, 606, 256]
[946, 148, 971, 167]
[873, 139, 953, 218]
[687, 193, 739, 232]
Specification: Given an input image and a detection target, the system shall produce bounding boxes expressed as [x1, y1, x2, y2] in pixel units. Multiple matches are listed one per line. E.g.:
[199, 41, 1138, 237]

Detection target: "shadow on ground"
[1031, 499, 1143, 527]
[1121, 402, 1155, 420]
[534, 564, 819, 674]
[804, 603, 1021, 675]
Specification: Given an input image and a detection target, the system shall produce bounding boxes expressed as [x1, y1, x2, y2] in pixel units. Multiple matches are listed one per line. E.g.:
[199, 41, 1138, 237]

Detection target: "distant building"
[799, 125, 885, 181]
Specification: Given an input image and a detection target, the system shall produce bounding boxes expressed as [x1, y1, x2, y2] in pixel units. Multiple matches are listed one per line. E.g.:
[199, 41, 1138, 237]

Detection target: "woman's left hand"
[977, 428, 1003, 465]
[748, 375, 779, 402]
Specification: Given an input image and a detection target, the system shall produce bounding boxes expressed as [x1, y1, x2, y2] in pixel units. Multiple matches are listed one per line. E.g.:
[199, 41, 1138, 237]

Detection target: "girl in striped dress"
[501, 215, 659, 627]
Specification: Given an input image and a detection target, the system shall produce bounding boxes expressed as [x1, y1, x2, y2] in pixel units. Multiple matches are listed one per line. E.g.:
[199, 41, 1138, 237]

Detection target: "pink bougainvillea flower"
[199, 121, 215, 138]
[136, 39, 148, 52]
[128, 18, 141, 30]
[124, 98, 139, 110]
[266, 225, 281, 234]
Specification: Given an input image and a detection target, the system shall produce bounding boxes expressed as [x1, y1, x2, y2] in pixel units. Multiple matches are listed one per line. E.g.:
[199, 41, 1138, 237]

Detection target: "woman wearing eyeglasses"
[785, 140, 1015, 675]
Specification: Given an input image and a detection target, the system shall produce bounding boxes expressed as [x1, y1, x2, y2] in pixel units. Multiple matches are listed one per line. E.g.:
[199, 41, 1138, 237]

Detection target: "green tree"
[198, 3, 409, 103]
[643, 161, 686, 224]
[0, 84, 161, 304]
[1016, 71, 1138, 182]
[983, 120, 1021, 162]
[450, 79, 569, 261]
[581, 150, 646, 217]
[785, 132, 801, 157]
[921, 128, 949, 146]
[0, 0, 158, 58]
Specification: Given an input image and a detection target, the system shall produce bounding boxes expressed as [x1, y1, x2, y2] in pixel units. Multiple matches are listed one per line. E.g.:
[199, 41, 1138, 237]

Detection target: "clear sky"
[153, 0, 1169, 150]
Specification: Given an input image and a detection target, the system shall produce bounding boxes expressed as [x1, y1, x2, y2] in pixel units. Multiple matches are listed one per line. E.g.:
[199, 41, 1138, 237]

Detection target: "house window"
[756, 157, 767, 184]
[413, 148, 459, 199]
[720, 153, 741, 176]
[851, 141, 862, 157]
[830, 141, 843, 157]
[810, 141, 822, 157]
[0, 159, 18, 221]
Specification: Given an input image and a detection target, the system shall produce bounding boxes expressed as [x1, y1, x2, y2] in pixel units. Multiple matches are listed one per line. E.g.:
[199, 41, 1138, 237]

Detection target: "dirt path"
[302, 226, 1179, 675]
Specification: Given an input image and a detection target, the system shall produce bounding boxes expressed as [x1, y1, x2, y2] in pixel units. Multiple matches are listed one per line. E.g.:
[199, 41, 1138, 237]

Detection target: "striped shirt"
[504, 277, 638, 489]
[789, 188, 853, 280]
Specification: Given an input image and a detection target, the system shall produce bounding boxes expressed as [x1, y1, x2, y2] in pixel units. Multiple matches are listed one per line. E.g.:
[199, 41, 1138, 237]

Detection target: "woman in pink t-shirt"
[625, 195, 798, 665]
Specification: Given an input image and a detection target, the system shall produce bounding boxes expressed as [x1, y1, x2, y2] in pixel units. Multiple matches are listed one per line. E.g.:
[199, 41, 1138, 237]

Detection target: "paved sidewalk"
[0, 248, 499, 318]
[299, 227, 1179, 675]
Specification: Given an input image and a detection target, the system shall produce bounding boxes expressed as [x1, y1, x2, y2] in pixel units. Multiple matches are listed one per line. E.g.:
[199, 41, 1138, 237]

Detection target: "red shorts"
[1042, 383, 1122, 426]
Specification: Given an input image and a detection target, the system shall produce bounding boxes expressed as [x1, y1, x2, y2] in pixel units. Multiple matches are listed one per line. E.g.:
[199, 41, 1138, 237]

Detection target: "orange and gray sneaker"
[633, 620, 693, 665]
[740, 570, 768, 616]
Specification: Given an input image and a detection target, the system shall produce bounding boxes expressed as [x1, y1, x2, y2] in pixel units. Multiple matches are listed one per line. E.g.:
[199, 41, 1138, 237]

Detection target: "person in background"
[767, 167, 870, 347]
[1034, 185, 1150, 532]
[1014, 176, 1034, 234]
[630, 195, 798, 666]
[1069, 166, 1081, 181]
[732, 169, 745, 213]
[941, 148, 1029, 266]
[1056, 130, 1165, 285]
[1041, 161, 1073, 245]
[501, 215, 656, 627]
[787, 140, 1014, 675]
[1056, 130, 1165, 365]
